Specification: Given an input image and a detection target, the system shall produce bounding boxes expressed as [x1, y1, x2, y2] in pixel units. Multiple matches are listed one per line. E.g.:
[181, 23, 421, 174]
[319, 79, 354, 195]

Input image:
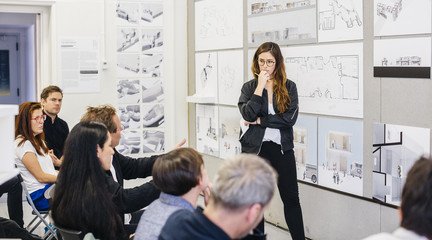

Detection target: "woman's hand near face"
[254, 71, 269, 96]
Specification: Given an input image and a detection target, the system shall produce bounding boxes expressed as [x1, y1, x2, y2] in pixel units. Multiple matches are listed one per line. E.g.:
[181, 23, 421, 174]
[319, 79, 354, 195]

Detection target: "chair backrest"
[56, 225, 83, 240]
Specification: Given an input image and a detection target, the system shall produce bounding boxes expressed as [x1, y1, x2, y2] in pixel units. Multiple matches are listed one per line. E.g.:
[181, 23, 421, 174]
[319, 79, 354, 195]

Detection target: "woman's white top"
[262, 103, 281, 145]
[14, 137, 57, 193]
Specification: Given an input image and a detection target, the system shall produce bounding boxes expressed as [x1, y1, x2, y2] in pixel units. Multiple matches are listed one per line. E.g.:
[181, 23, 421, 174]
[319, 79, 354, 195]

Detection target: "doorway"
[0, 12, 38, 104]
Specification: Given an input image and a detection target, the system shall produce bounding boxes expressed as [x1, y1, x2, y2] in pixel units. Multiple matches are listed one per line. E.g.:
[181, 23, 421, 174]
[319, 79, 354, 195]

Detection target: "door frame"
[0, 0, 56, 100]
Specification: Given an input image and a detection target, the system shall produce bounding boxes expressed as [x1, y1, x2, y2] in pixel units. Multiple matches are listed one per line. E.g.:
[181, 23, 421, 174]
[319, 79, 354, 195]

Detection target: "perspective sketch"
[142, 79, 164, 104]
[141, 3, 163, 24]
[374, 0, 431, 36]
[142, 130, 165, 153]
[372, 123, 430, 206]
[117, 2, 140, 25]
[219, 106, 242, 159]
[248, 6, 316, 47]
[294, 114, 318, 184]
[142, 104, 164, 128]
[119, 105, 141, 130]
[142, 53, 163, 77]
[318, 117, 363, 196]
[117, 130, 141, 155]
[374, 37, 431, 78]
[318, 0, 363, 42]
[195, 52, 218, 101]
[117, 54, 140, 76]
[195, 0, 243, 51]
[196, 104, 219, 157]
[141, 29, 163, 53]
[283, 43, 363, 118]
[217, 50, 243, 106]
[248, 0, 316, 16]
[117, 79, 141, 104]
[117, 28, 140, 52]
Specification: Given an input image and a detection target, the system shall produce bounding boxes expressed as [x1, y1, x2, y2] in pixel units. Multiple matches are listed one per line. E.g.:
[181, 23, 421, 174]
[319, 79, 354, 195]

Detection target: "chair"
[20, 177, 58, 240]
[55, 225, 83, 240]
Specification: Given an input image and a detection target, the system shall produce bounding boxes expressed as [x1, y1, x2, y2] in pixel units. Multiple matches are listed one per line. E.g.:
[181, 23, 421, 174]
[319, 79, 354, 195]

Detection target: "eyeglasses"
[258, 58, 275, 67]
[31, 115, 47, 122]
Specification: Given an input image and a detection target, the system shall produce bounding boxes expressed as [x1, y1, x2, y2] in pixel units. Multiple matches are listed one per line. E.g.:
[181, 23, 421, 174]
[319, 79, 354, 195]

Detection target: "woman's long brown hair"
[251, 42, 290, 113]
[15, 102, 48, 155]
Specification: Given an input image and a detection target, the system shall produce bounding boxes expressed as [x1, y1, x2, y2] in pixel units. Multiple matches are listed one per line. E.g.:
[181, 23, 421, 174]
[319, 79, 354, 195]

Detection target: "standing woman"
[238, 42, 305, 240]
[15, 102, 61, 211]
[51, 121, 127, 240]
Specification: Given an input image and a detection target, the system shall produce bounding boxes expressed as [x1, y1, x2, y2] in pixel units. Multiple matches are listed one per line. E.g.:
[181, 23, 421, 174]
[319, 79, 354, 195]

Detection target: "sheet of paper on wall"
[59, 38, 100, 93]
[239, 118, 249, 139]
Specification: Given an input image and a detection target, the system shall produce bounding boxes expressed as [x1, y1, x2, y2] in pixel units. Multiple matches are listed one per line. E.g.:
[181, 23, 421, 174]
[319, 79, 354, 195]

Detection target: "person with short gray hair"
[159, 154, 277, 240]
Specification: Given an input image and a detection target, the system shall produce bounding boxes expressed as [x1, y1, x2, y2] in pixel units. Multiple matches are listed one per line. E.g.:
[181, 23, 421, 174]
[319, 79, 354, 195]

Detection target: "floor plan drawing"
[318, 0, 363, 42]
[283, 43, 363, 118]
[195, 0, 243, 51]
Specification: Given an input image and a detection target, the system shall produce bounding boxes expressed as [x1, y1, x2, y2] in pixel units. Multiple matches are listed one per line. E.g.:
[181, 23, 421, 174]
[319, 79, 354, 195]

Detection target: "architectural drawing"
[117, 130, 141, 155]
[117, 28, 140, 52]
[117, 79, 140, 104]
[142, 103, 164, 128]
[195, 0, 243, 51]
[294, 114, 318, 184]
[248, 6, 316, 46]
[142, 53, 163, 77]
[116, 2, 140, 25]
[142, 130, 165, 153]
[140, 3, 163, 26]
[374, 0, 431, 36]
[374, 37, 431, 78]
[218, 106, 242, 159]
[248, 0, 315, 16]
[141, 78, 163, 104]
[195, 52, 218, 100]
[376, 0, 402, 21]
[141, 29, 163, 53]
[283, 43, 363, 118]
[372, 123, 430, 206]
[196, 104, 219, 157]
[318, 117, 363, 196]
[117, 54, 140, 76]
[119, 105, 140, 130]
[217, 50, 244, 106]
[318, 0, 363, 42]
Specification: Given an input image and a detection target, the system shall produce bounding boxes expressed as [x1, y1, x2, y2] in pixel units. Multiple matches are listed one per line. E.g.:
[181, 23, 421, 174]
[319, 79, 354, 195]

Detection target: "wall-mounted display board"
[374, 37, 431, 78]
[294, 114, 318, 184]
[372, 123, 430, 206]
[217, 50, 244, 106]
[219, 106, 242, 159]
[318, 117, 363, 196]
[247, 48, 257, 81]
[318, 0, 363, 42]
[374, 0, 431, 36]
[196, 104, 219, 157]
[116, 0, 165, 156]
[283, 42, 363, 118]
[194, 52, 218, 102]
[195, 0, 243, 51]
[247, 0, 317, 47]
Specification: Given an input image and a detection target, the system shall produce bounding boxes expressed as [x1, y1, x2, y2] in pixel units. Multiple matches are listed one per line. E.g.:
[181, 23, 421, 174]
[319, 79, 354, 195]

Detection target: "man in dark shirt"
[159, 154, 277, 240]
[80, 105, 186, 223]
[40, 85, 69, 159]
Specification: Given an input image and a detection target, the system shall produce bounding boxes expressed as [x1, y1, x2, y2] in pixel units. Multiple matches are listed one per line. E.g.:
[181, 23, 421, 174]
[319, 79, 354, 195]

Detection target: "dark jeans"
[0, 217, 42, 240]
[0, 176, 24, 228]
[256, 141, 305, 240]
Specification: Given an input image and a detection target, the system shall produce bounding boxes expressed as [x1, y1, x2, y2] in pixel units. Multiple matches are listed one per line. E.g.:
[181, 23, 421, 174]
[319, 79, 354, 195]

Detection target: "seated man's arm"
[115, 150, 160, 180]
